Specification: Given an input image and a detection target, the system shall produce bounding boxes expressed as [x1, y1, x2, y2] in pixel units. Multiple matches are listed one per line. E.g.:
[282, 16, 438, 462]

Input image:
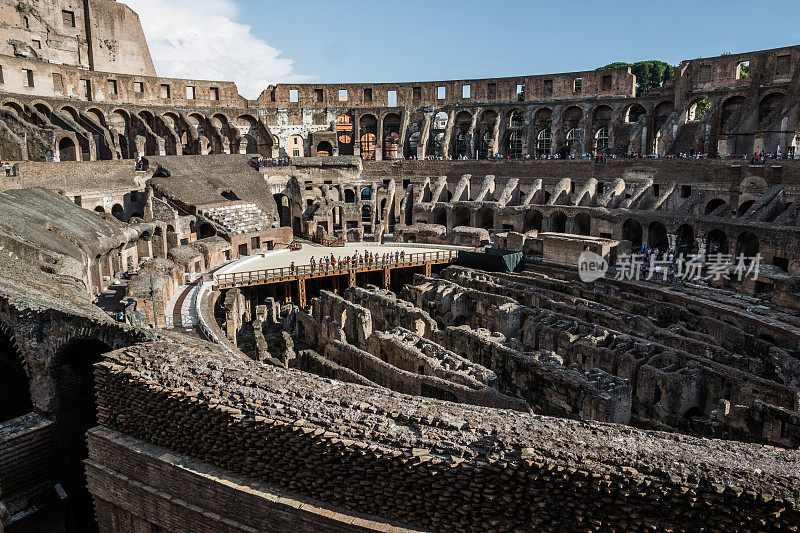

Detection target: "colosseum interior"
[0, 1, 799, 532]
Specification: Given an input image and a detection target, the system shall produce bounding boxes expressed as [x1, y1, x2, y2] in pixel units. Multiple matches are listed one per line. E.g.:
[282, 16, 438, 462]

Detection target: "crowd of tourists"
[290, 250, 410, 274]
[257, 156, 292, 167]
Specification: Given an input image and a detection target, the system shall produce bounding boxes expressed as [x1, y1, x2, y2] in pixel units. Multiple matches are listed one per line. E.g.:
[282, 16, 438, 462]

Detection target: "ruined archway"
[704, 198, 727, 216]
[736, 231, 759, 258]
[59, 137, 77, 161]
[648, 221, 669, 250]
[316, 141, 332, 157]
[523, 210, 543, 232]
[622, 218, 643, 248]
[549, 211, 567, 233]
[676, 224, 696, 256]
[574, 213, 591, 236]
[706, 229, 729, 255]
[0, 325, 32, 423]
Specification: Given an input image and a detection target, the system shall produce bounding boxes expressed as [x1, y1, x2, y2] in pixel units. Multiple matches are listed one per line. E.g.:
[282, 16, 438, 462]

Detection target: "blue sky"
[126, 0, 800, 98]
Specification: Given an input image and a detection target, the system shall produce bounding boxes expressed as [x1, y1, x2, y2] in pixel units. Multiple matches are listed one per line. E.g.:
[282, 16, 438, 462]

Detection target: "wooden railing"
[214, 249, 460, 289]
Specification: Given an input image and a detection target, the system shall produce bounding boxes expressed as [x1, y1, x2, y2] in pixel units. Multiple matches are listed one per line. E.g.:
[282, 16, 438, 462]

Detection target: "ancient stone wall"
[90, 342, 800, 532]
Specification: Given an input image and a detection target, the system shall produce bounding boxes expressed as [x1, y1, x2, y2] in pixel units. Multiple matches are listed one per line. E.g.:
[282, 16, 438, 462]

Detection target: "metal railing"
[214, 249, 460, 289]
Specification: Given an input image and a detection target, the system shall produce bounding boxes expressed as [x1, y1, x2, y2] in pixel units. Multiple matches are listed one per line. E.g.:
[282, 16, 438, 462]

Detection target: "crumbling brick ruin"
[0, 2, 799, 532]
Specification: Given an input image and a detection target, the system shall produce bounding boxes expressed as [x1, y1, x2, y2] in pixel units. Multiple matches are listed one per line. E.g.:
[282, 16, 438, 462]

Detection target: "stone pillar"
[375, 114, 384, 161]
[441, 110, 456, 158]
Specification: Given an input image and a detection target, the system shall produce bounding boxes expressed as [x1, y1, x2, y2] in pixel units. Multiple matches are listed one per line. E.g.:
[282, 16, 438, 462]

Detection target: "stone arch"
[648, 221, 669, 250]
[737, 199, 756, 217]
[383, 113, 401, 160]
[523, 209, 543, 232]
[736, 231, 759, 258]
[336, 113, 355, 155]
[361, 187, 372, 200]
[574, 212, 591, 236]
[509, 109, 526, 127]
[1, 98, 25, 115]
[706, 228, 729, 255]
[58, 136, 78, 161]
[359, 114, 378, 161]
[0, 322, 32, 422]
[344, 189, 356, 203]
[54, 336, 113, 528]
[453, 206, 470, 227]
[675, 224, 696, 255]
[507, 130, 524, 158]
[622, 218, 643, 248]
[721, 95, 746, 128]
[86, 107, 106, 126]
[687, 98, 712, 121]
[549, 211, 567, 233]
[432, 206, 447, 226]
[316, 141, 332, 157]
[60, 105, 79, 120]
[109, 109, 131, 159]
[476, 206, 494, 230]
[758, 92, 785, 123]
[625, 103, 646, 123]
[704, 198, 727, 216]
[454, 111, 473, 158]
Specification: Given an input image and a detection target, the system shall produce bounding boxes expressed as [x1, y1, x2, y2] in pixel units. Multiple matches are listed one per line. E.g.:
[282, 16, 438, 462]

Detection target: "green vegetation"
[597, 60, 677, 96]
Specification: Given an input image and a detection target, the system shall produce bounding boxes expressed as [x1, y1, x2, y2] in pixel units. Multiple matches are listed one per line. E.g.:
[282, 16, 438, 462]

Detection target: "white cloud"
[123, 0, 312, 99]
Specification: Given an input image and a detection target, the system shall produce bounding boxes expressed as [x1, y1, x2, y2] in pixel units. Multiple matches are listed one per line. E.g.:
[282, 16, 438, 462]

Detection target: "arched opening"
[59, 137, 78, 161]
[536, 128, 551, 156]
[594, 126, 609, 153]
[648, 221, 669, 251]
[454, 111, 473, 158]
[625, 104, 646, 123]
[509, 109, 526, 127]
[316, 141, 332, 157]
[721, 96, 746, 129]
[55, 337, 112, 529]
[359, 114, 378, 161]
[549, 211, 567, 233]
[704, 198, 727, 216]
[476, 206, 494, 230]
[361, 187, 372, 200]
[574, 213, 591, 236]
[383, 113, 401, 160]
[688, 99, 712, 121]
[523, 210, 543, 232]
[675, 224, 696, 256]
[111, 203, 124, 221]
[336, 113, 354, 155]
[706, 229, 729, 255]
[0, 326, 32, 422]
[622, 219, 643, 248]
[361, 204, 372, 223]
[759, 92, 784, 123]
[476, 130, 491, 159]
[94, 206, 105, 214]
[453, 206, 470, 228]
[344, 189, 356, 203]
[737, 199, 755, 217]
[736, 231, 759, 258]
[507, 130, 524, 158]
[432, 206, 447, 226]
